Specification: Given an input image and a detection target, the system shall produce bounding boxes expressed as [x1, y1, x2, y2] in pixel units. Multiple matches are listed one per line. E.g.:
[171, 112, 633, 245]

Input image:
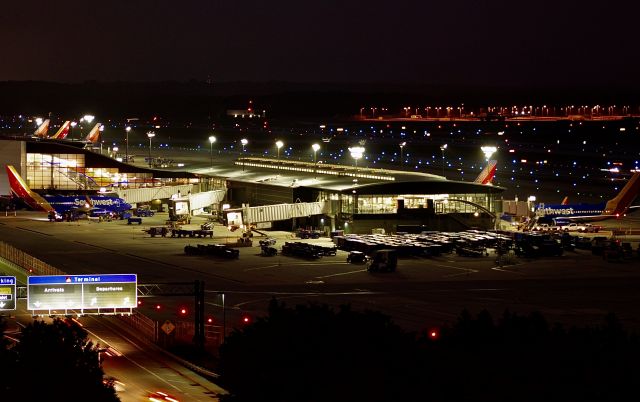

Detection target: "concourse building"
[0, 139, 505, 233]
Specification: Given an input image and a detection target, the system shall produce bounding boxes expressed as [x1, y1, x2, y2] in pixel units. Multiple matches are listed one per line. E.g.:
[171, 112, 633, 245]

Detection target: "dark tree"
[1, 318, 119, 402]
[219, 299, 424, 402]
[219, 302, 640, 402]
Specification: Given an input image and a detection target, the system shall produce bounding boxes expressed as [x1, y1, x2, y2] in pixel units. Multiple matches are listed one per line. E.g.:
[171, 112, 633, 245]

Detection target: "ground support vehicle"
[261, 246, 278, 256]
[145, 226, 169, 237]
[296, 229, 322, 239]
[171, 228, 213, 238]
[127, 217, 142, 225]
[367, 249, 398, 272]
[259, 238, 277, 247]
[347, 251, 368, 263]
[281, 242, 322, 259]
[135, 207, 155, 217]
[184, 244, 239, 259]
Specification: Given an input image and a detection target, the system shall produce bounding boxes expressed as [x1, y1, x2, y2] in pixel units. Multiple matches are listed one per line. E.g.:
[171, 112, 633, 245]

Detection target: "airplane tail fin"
[561, 196, 569, 205]
[84, 123, 102, 143]
[603, 172, 640, 216]
[4, 165, 54, 212]
[50, 121, 71, 139]
[474, 160, 497, 185]
[34, 119, 50, 138]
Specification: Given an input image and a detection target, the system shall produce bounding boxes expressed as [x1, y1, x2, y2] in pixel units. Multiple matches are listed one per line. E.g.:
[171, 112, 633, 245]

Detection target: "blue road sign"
[28, 274, 137, 311]
[0, 276, 17, 311]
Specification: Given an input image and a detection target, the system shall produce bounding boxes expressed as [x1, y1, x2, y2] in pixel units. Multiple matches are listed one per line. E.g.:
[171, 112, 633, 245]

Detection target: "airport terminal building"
[0, 139, 505, 233]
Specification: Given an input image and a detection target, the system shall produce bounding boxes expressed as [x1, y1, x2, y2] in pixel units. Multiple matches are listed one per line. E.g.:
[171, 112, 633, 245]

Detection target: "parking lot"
[2, 211, 640, 332]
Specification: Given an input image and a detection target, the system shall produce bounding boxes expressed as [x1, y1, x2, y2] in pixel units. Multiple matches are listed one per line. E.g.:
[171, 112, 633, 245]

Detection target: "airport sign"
[27, 274, 137, 311]
[0, 276, 16, 311]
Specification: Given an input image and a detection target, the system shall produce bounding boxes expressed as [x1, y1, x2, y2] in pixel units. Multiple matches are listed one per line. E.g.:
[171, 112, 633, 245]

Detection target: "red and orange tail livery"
[5, 165, 54, 212]
[474, 160, 497, 185]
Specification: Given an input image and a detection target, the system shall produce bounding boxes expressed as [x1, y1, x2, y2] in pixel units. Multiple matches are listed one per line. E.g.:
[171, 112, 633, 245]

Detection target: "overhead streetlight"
[481, 146, 497, 161]
[147, 131, 156, 168]
[312, 143, 320, 163]
[312, 143, 320, 177]
[399, 142, 407, 166]
[208, 135, 217, 168]
[240, 138, 248, 171]
[125, 126, 131, 162]
[112, 146, 119, 158]
[276, 140, 284, 159]
[349, 146, 365, 172]
[70, 121, 77, 138]
[440, 144, 448, 178]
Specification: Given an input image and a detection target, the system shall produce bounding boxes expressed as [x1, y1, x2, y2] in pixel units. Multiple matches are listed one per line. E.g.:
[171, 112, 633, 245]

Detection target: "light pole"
[440, 144, 447, 177]
[349, 146, 365, 172]
[125, 126, 131, 162]
[312, 143, 320, 176]
[147, 131, 155, 168]
[399, 142, 406, 166]
[70, 121, 77, 139]
[241, 138, 248, 171]
[112, 146, 118, 159]
[208, 135, 216, 168]
[276, 140, 284, 159]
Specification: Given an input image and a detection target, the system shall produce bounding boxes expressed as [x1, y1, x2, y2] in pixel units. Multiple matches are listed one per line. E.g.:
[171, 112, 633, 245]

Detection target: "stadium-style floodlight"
[147, 131, 156, 168]
[440, 144, 448, 177]
[208, 135, 217, 167]
[83, 115, 95, 124]
[35, 117, 43, 126]
[399, 142, 407, 166]
[481, 146, 497, 161]
[349, 146, 365, 171]
[276, 140, 284, 159]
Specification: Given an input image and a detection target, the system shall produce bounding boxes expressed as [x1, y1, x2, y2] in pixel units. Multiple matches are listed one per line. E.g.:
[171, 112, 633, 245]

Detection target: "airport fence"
[0, 241, 64, 276]
[117, 312, 157, 343]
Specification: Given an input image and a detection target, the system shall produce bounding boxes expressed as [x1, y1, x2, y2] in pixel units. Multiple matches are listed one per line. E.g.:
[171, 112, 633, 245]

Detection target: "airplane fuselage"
[535, 203, 607, 219]
[43, 195, 132, 214]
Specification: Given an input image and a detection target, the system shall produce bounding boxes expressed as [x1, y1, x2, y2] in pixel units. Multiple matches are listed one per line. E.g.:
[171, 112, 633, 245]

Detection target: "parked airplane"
[474, 160, 497, 185]
[535, 172, 640, 222]
[33, 119, 50, 138]
[5, 165, 131, 218]
[49, 121, 72, 140]
[560, 196, 569, 205]
[84, 123, 102, 144]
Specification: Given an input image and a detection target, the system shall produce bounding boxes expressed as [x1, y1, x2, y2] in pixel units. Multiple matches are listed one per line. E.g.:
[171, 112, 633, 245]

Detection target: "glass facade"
[334, 193, 494, 215]
[26, 153, 194, 191]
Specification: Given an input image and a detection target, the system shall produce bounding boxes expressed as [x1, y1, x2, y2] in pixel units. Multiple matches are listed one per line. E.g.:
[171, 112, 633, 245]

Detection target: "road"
[0, 259, 226, 402]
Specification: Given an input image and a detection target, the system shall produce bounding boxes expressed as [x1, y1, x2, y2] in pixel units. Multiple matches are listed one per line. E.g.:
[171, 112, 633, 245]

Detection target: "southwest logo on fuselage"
[5, 165, 131, 216]
[535, 172, 640, 221]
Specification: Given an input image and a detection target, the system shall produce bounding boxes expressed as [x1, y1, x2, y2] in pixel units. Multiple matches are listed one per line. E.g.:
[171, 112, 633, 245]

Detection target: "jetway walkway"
[240, 201, 332, 224]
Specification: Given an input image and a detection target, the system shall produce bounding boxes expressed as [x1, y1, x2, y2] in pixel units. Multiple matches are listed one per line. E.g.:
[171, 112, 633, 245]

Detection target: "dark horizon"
[1, 80, 639, 120]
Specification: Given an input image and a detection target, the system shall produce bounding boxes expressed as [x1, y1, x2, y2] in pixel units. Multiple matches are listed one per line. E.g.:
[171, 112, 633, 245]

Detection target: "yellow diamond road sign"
[161, 320, 175, 335]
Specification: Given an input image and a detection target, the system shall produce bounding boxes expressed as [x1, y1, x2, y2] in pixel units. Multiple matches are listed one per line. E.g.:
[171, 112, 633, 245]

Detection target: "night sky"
[2, 1, 639, 87]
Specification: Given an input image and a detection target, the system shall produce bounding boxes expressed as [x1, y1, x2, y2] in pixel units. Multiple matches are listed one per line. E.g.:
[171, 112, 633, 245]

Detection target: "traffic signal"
[206, 317, 214, 324]
[179, 307, 188, 316]
[241, 315, 251, 325]
[155, 304, 162, 310]
[428, 328, 440, 340]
